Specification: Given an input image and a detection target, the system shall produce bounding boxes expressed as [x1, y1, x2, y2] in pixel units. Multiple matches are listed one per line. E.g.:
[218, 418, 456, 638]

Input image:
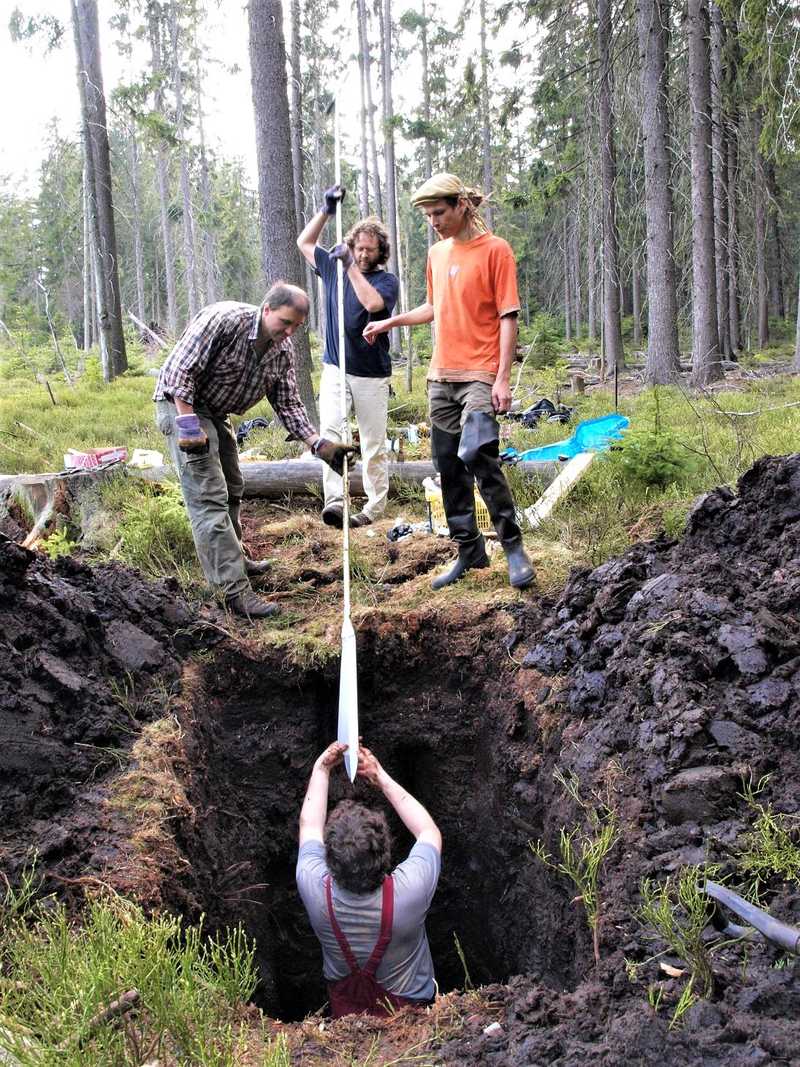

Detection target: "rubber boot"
[503, 539, 535, 589]
[431, 534, 490, 589]
[226, 590, 281, 619]
[459, 412, 535, 589]
[430, 426, 489, 590]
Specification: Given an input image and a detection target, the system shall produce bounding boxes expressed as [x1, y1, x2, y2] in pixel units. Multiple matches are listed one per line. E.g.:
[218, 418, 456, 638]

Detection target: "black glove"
[320, 184, 345, 216]
[175, 413, 209, 454]
[330, 242, 354, 270]
[313, 438, 358, 476]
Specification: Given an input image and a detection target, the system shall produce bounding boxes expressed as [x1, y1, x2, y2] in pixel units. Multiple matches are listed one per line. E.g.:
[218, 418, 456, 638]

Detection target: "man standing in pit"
[153, 282, 355, 619]
[296, 741, 441, 1017]
[363, 173, 535, 590]
[297, 185, 399, 529]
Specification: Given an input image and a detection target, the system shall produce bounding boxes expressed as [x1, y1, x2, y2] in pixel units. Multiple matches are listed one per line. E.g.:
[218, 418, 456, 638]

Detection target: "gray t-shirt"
[296, 839, 441, 1001]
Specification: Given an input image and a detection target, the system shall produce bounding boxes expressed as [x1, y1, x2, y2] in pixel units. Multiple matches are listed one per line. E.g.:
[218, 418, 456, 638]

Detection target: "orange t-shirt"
[426, 232, 520, 384]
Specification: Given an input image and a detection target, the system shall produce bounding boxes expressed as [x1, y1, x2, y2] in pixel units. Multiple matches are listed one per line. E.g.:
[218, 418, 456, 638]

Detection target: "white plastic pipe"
[334, 97, 359, 782]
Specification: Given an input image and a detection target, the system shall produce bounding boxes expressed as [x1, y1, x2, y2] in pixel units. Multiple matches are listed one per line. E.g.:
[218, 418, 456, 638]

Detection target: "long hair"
[324, 800, 392, 894]
[410, 172, 489, 234]
[344, 217, 391, 265]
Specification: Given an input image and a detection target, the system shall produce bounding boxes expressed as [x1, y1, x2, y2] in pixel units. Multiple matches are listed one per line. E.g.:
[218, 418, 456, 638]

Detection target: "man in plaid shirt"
[154, 282, 354, 619]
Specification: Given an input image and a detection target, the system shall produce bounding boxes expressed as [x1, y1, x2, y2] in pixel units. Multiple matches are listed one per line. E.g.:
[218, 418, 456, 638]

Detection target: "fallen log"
[0, 459, 559, 536]
[134, 457, 559, 497]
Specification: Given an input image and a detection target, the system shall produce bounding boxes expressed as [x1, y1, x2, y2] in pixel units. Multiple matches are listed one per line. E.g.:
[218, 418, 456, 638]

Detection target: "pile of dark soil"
[0, 539, 210, 893]
[2, 453, 799, 1066]
[438, 453, 800, 1064]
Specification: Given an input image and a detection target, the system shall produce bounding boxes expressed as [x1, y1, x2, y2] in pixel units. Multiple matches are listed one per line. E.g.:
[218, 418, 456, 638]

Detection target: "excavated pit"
[170, 619, 576, 1021]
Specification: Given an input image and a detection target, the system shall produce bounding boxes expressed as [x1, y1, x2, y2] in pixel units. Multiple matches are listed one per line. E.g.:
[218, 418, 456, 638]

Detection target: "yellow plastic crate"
[424, 482, 493, 536]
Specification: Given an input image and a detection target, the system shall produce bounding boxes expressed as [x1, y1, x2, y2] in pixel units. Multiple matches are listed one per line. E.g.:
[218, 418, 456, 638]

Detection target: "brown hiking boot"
[349, 511, 373, 528]
[244, 557, 272, 576]
[226, 591, 280, 619]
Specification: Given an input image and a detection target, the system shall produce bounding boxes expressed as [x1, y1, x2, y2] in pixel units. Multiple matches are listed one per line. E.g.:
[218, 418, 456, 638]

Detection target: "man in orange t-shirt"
[364, 173, 534, 590]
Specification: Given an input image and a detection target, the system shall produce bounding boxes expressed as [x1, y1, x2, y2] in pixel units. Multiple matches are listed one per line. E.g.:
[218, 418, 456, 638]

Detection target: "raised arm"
[296, 184, 345, 267]
[357, 746, 442, 852]
[298, 742, 348, 846]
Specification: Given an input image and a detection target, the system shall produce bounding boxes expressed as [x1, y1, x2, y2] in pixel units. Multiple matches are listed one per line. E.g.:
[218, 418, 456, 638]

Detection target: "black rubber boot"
[430, 426, 489, 590]
[431, 535, 490, 589]
[503, 539, 535, 589]
[459, 412, 535, 588]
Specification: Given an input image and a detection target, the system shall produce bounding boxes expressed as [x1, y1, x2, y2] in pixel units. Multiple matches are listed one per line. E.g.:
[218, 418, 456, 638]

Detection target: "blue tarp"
[511, 413, 630, 463]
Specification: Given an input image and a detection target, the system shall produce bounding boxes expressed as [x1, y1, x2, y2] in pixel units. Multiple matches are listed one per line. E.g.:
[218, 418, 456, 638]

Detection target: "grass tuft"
[0, 870, 258, 1066]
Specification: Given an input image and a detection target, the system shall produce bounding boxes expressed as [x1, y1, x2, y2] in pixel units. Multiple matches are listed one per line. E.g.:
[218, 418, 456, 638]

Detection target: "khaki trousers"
[155, 400, 250, 598]
[318, 364, 390, 519]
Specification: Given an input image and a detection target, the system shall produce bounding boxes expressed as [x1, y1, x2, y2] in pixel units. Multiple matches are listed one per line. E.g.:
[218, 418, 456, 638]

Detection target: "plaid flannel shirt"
[153, 301, 316, 441]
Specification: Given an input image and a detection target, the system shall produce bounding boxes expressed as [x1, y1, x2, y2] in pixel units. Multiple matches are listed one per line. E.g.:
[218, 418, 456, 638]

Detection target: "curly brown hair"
[324, 800, 392, 894]
[344, 217, 391, 266]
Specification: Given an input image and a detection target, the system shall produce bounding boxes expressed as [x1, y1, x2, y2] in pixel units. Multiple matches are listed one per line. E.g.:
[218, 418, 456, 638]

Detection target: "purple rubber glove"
[320, 184, 345, 216]
[330, 242, 354, 270]
[175, 413, 209, 454]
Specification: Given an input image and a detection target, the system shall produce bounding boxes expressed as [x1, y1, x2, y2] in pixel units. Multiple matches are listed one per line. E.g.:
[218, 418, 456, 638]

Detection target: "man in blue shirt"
[298, 186, 399, 528]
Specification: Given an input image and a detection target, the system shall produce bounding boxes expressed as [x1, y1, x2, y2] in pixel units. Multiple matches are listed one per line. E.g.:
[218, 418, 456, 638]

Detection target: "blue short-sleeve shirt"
[314, 246, 399, 378]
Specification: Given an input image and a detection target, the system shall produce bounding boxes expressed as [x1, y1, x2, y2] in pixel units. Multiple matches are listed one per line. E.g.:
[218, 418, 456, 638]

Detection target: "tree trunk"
[765, 163, 785, 320]
[563, 211, 571, 341]
[636, 0, 681, 383]
[153, 245, 161, 326]
[479, 0, 493, 228]
[149, 9, 178, 335]
[289, 0, 304, 236]
[289, 0, 316, 324]
[753, 112, 769, 350]
[631, 249, 642, 347]
[597, 0, 624, 372]
[794, 268, 800, 371]
[248, 0, 318, 426]
[421, 0, 433, 181]
[399, 227, 413, 391]
[380, 0, 401, 356]
[587, 178, 597, 345]
[82, 158, 93, 351]
[194, 26, 218, 305]
[311, 87, 325, 336]
[357, 10, 371, 216]
[170, 1, 199, 320]
[573, 212, 582, 338]
[72, 1, 111, 378]
[688, 0, 722, 385]
[130, 132, 146, 323]
[710, 2, 730, 357]
[726, 102, 741, 355]
[73, 0, 127, 378]
[358, 0, 383, 217]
